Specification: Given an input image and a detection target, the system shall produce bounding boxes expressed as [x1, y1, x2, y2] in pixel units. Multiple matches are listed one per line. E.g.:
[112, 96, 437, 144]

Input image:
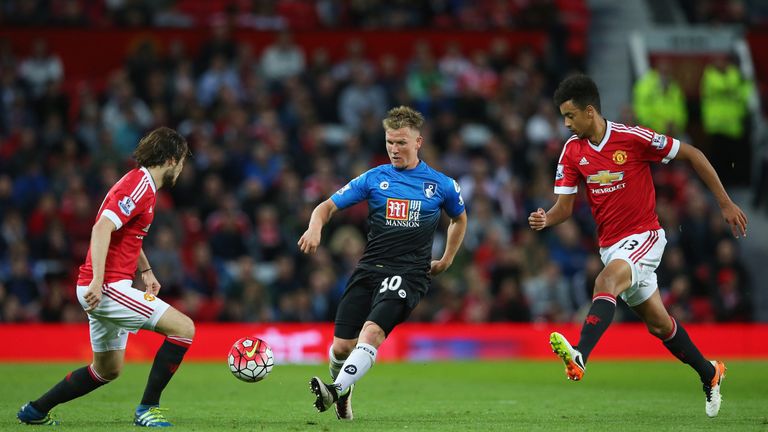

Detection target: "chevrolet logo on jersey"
[587, 170, 624, 186]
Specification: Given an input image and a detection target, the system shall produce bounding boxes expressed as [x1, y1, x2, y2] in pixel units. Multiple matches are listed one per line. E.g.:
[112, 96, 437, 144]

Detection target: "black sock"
[140, 336, 191, 407]
[662, 318, 715, 384]
[32, 365, 109, 413]
[577, 293, 617, 362]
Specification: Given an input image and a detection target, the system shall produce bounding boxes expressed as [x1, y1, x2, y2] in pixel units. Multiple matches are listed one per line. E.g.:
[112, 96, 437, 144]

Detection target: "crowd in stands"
[0, 2, 754, 325]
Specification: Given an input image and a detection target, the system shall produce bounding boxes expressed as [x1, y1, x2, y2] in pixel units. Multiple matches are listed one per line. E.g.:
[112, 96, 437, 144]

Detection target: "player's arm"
[431, 211, 467, 275]
[298, 198, 339, 254]
[675, 142, 747, 237]
[138, 248, 162, 296]
[83, 216, 117, 311]
[528, 193, 576, 231]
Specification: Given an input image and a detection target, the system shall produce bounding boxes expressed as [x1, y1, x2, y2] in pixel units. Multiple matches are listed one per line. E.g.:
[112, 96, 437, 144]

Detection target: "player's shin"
[329, 345, 345, 381]
[577, 293, 617, 361]
[333, 343, 377, 395]
[661, 318, 716, 383]
[32, 364, 111, 414]
[139, 336, 192, 407]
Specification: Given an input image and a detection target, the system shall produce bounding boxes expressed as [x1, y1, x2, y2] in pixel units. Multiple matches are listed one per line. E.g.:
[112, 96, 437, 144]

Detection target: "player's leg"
[632, 291, 725, 417]
[135, 306, 195, 427]
[332, 320, 386, 394]
[17, 312, 127, 425]
[551, 259, 630, 381]
[311, 270, 372, 417]
[329, 337, 357, 381]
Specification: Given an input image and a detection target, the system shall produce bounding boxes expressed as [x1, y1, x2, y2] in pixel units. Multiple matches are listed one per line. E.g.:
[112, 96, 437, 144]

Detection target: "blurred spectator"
[633, 61, 688, 136]
[18, 38, 63, 99]
[709, 238, 751, 321]
[338, 65, 387, 131]
[523, 262, 574, 322]
[260, 31, 305, 84]
[700, 56, 754, 186]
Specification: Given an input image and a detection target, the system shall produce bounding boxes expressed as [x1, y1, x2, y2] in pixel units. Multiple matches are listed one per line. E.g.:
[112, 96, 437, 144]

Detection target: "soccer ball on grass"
[228, 336, 274, 382]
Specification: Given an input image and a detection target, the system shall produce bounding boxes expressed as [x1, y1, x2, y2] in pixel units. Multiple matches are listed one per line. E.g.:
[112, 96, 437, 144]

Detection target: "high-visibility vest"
[633, 70, 687, 134]
[700, 65, 753, 138]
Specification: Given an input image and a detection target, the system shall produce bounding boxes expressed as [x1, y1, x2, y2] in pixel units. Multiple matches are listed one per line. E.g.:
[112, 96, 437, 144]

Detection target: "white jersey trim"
[139, 167, 157, 193]
[102, 209, 123, 230]
[662, 138, 681, 164]
[555, 186, 578, 194]
[587, 120, 613, 152]
[558, 135, 578, 163]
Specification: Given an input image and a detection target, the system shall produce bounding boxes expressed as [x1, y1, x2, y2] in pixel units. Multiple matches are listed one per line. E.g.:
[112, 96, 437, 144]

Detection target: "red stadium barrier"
[0, 28, 546, 87]
[1, 323, 767, 363]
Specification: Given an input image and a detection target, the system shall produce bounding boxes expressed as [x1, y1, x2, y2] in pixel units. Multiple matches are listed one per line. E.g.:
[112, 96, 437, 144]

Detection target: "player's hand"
[430, 259, 451, 276]
[721, 201, 748, 238]
[297, 228, 321, 254]
[83, 281, 103, 312]
[142, 270, 162, 296]
[528, 208, 547, 231]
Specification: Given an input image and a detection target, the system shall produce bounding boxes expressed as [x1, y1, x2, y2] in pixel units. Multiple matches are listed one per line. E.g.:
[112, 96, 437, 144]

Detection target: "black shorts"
[334, 266, 429, 339]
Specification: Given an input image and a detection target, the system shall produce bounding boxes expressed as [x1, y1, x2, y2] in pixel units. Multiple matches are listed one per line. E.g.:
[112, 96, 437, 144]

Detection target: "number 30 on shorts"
[379, 275, 402, 293]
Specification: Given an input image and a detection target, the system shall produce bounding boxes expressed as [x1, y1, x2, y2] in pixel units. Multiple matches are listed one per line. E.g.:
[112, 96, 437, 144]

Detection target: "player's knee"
[647, 322, 672, 339]
[594, 273, 622, 296]
[94, 363, 122, 381]
[359, 322, 386, 346]
[175, 314, 195, 340]
[333, 340, 355, 358]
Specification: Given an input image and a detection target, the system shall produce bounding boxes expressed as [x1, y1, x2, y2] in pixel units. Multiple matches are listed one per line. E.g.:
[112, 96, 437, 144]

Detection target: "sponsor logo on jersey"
[385, 198, 421, 227]
[586, 170, 624, 186]
[579, 157, 589, 165]
[336, 183, 351, 195]
[398, 289, 407, 298]
[118, 196, 136, 216]
[555, 164, 565, 180]
[379, 181, 389, 190]
[651, 133, 667, 150]
[423, 182, 437, 198]
[612, 150, 628, 165]
[453, 180, 464, 206]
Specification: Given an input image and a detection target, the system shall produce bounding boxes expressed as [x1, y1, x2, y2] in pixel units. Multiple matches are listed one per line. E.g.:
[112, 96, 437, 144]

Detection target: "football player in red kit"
[529, 75, 747, 418]
[18, 127, 194, 427]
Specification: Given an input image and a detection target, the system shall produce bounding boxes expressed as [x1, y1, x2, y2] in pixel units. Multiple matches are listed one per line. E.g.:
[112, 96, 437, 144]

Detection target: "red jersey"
[553, 121, 679, 247]
[78, 167, 157, 285]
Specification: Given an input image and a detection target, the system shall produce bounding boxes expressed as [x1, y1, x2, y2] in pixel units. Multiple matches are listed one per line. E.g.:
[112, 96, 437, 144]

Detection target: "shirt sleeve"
[100, 179, 151, 230]
[330, 171, 370, 209]
[442, 178, 466, 218]
[634, 126, 680, 164]
[554, 141, 579, 194]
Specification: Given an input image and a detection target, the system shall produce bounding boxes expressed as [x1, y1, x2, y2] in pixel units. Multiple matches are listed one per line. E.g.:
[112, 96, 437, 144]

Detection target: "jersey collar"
[587, 120, 612, 152]
[139, 166, 158, 193]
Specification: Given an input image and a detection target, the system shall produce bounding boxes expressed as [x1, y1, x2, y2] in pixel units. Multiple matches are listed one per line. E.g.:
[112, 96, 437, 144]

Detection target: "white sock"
[328, 345, 345, 380]
[333, 343, 377, 394]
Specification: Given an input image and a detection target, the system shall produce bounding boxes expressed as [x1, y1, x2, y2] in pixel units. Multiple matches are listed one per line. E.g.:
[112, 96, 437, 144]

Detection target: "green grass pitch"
[2, 360, 767, 431]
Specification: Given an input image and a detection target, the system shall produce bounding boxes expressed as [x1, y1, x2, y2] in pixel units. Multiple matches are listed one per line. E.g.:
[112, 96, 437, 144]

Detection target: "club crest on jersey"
[612, 150, 627, 165]
[423, 182, 437, 199]
[652, 133, 667, 150]
[118, 196, 136, 216]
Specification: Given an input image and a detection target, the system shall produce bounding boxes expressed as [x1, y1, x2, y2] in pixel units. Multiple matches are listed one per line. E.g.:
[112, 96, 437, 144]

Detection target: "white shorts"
[76, 280, 171, 352]
[599, 229, 667, 307]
